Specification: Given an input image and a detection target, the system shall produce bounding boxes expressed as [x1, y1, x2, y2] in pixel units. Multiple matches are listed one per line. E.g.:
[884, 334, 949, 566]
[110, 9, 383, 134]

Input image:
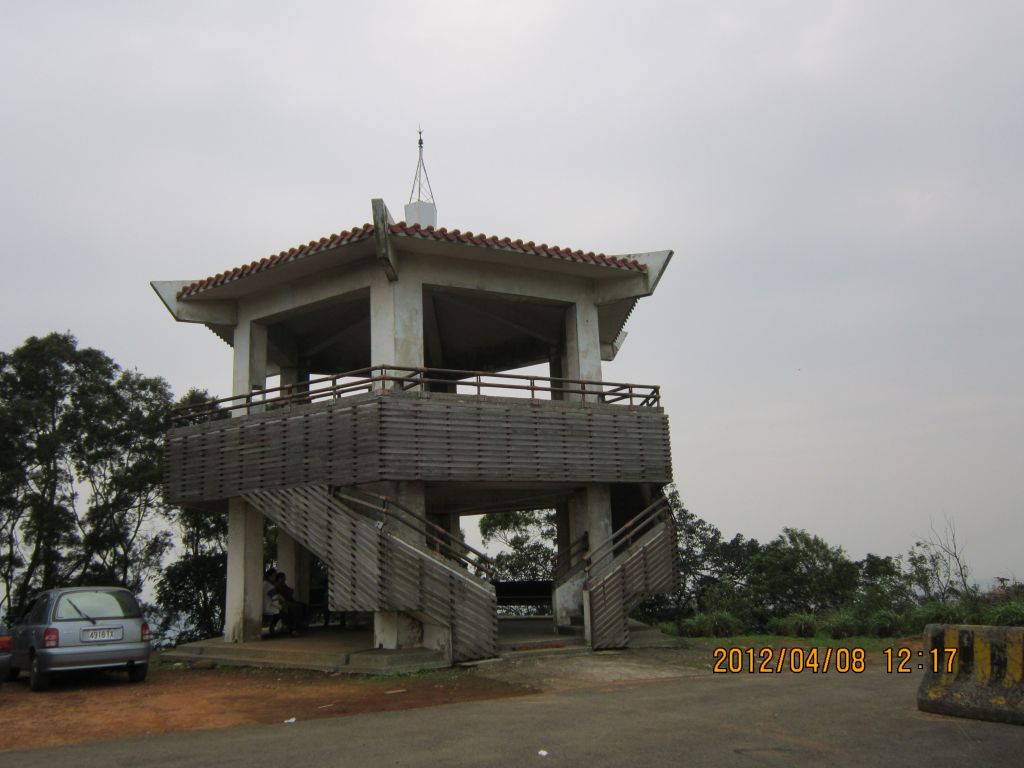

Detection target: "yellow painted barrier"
[918, 624, 1024, 725]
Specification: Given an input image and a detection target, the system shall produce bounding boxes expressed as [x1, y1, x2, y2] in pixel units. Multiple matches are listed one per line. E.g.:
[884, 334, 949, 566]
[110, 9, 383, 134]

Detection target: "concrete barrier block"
[917, 623, 1024, 725]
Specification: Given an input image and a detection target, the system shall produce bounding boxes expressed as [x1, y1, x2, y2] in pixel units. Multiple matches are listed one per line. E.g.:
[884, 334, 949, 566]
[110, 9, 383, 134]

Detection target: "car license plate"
[81, 627, 123, 642]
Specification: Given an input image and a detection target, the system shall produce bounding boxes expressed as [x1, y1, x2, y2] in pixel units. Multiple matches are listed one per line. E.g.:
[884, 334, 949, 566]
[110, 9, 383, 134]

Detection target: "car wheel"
[128, 662, 148, 683]
[29, 656, 49, 692]
[4, 666, 19, 682]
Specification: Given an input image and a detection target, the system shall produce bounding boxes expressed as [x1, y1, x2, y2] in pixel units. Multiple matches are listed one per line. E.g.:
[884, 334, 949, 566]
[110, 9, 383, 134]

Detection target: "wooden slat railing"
[332, 486, 495, 582]
[172, 364, 661, 426]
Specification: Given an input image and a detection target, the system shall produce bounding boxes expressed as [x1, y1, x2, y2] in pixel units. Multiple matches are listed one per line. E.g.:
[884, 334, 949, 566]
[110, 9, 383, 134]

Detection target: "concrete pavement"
[3, 666, 1019, 767]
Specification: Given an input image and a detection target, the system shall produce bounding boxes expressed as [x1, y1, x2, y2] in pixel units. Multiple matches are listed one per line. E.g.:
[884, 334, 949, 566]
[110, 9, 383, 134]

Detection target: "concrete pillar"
[295, 546, 311, 603]
[549, 347, 565, 401]
[554, 502, 570, 563]
[564, 301, 602, 401]
[276, 530, 299, 587]
[224, 499, 265, 643]
[557, 484, 613, 631]
[569, 484, 613, 552]
[370, 268, 424, 381]
[232, 320, 268, 410]
[368, 268, 437, 651]
[369, 478, 429, 650]
[224, 319, 268, 643]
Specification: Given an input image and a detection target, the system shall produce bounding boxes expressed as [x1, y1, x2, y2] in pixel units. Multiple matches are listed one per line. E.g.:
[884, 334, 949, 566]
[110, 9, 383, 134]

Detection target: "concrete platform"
[497, 616, 585, 652]
[160, 627, 445, 675]
[160, 618, 681, 674]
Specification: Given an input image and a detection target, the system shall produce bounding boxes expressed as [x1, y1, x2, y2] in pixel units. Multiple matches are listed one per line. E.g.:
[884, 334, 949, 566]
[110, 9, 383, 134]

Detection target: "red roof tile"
[177, 221, 645, 300]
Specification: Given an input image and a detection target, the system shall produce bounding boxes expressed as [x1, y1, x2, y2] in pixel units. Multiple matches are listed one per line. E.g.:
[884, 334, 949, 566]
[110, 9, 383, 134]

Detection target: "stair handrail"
[584, 495, 673, 578]
[332, 487, 495, 582]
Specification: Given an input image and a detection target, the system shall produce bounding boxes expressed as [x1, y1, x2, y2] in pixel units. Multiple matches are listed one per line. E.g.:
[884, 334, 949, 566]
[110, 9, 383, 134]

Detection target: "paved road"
[3, 667, 1018, 767]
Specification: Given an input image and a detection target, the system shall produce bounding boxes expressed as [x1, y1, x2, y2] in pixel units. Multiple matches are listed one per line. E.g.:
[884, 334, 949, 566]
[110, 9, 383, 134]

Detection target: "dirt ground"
[0, 661, 530, 752]
[0, 637, 922, 753]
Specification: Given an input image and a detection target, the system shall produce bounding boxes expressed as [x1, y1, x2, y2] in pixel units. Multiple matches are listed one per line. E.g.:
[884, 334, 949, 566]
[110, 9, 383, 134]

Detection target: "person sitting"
[275, 571, 308, 632]
[262, 568, 297, 636]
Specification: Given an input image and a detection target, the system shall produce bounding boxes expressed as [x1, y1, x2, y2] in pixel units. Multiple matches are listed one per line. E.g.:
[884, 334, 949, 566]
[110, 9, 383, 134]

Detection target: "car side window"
[27, 595, 50, 625]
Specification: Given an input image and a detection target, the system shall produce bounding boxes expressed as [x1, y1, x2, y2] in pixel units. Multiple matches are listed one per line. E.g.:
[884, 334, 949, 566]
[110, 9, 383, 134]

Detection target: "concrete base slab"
[346, 648, 450, 675]
[160, 627, 451, 675]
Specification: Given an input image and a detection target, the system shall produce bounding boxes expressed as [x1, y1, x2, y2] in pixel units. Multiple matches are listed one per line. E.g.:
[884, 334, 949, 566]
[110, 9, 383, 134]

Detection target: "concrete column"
[276, 530, 299, 587]
[224, 499, 265, 643]
[564, 301, 602, 401]
[224, 318, 268, 643]
[557, 484, 613, 632]
[569, 484, 613, 552]
[368, 267, 436, 651]
[232, 320, 268, 409]
[549, 347, 565, 401]
[295, 546, 311, 603]
[370, 268, 424, 382]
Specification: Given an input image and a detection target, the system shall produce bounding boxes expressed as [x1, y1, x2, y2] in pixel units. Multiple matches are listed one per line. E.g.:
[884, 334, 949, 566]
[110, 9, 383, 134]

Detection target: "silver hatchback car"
[7, 586, 151, 691]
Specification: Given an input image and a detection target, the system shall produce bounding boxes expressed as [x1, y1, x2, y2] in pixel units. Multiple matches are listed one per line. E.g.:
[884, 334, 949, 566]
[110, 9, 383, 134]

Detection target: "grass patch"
[681, 634, 906, 653]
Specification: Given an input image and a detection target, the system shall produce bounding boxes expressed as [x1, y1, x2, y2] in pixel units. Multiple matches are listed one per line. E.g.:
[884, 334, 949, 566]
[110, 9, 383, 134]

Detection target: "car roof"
[36, 586, 134, 598]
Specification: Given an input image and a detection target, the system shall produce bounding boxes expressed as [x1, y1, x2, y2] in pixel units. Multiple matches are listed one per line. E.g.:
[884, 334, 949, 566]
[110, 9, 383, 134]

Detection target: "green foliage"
[768, 612, 818, 638]
[678, 611, 741, 638]
[480, 509, 555, 582]
[866, 608, 905, 637]
[911, 599, 969, 627]
[822, 609, 863, 639]
[981, 600, 1024, 627]
[0, 333, 172, 621]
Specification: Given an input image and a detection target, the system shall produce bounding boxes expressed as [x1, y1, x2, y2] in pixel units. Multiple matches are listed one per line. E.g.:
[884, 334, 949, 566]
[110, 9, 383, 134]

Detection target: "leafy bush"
[981, 600, 1024, 627]
[911, 599, 967, 628]
[788, 612, 818, 637]
[767, 613, 817, 637]
[678, 611, 741, 637]
[822, 609, 862, 639]
[867, 608, 904, 637]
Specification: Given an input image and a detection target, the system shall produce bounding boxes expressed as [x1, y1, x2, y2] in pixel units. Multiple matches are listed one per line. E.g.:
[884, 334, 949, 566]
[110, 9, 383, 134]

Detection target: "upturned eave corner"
[150, 280, 238, 325]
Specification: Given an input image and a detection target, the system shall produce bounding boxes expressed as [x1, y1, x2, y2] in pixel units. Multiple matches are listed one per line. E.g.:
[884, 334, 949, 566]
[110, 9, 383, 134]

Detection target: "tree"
[153, 388, 228, 641]
[906, 516, 977, 602]
[479, 509, 556, 581]
[634, 487, 724, 623]
[155, 504, 227, 642]
[748, 528, 861, 617]
[0, 333, 172, 620]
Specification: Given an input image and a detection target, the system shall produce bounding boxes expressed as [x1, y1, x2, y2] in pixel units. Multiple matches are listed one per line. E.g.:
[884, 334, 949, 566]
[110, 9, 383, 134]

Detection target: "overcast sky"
[2, 2, 1020, 584]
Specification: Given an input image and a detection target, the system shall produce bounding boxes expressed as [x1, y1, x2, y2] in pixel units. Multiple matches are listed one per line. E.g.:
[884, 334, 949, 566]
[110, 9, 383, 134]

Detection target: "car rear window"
[54, 591, 141, 621]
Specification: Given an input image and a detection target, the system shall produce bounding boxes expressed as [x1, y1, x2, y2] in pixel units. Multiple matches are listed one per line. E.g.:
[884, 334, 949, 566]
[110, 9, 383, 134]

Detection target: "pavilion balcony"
[163, 365, 673, 505]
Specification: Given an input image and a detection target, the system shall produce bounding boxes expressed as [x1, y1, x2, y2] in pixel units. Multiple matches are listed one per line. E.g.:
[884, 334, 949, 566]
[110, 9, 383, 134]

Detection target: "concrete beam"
[151, 281, 237, 325]
[372, 199, 398, 282]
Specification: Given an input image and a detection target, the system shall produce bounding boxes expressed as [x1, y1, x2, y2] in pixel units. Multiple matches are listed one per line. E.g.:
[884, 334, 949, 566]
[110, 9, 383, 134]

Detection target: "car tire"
[29, 656, 49, 692]
[128, 662, 148, 683]
[4, 666, 19, 682]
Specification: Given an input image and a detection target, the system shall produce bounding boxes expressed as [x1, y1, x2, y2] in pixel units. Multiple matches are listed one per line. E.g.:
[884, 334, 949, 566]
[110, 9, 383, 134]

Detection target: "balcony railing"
[172, 364, 661, 427]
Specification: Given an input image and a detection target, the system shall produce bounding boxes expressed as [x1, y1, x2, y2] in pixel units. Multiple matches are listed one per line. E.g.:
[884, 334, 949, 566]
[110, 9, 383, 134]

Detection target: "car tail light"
[43, 628, 59, 648]
[141, 622, 151, 642]
[0, 635, 10, 652]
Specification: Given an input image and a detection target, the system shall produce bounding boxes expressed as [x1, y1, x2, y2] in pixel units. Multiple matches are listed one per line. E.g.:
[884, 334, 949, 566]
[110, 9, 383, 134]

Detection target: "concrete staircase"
[241, 484, 498, 662]
[586, 496, 678, 650]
